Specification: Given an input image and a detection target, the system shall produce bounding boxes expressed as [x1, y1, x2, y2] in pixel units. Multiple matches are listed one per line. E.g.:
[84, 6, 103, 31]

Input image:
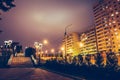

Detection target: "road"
[0, 68, 74, 80]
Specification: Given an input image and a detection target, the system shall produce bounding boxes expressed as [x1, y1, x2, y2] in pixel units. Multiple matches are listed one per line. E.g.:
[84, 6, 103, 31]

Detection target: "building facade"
[79, 27, 97, 55]
[62, 32, 80, 57]
[93, 0, 120, 52]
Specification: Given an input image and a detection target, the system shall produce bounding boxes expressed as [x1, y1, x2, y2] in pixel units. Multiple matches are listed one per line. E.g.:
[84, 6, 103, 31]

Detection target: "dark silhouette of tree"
[0, 0, 15, 12]
[25, 47, 36, 57]
[0, 0, 16, 32]
[15, 45, 22, 53]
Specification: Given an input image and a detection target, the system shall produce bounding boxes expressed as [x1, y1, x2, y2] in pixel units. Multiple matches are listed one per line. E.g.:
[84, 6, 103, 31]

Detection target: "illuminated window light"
[104, 18, 106, 20]
[116, 12, 119, 14]
[105, 24, 108, 26]
[115, 32, 118, 35]
[113, 21, 116, 23]
[114, 28, 117, 31]
[110, 8, 112, 10]
[103, 8, 105, 10]
[106, 6, 108, 8]
[111, 14, 114, 17]
[109, 23, 112, 25]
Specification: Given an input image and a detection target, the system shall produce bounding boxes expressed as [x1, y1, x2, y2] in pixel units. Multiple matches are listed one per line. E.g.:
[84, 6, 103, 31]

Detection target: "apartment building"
[62, 32, 80, 56]
[79, 27, 97, 54]
[93, 0, 120, 52]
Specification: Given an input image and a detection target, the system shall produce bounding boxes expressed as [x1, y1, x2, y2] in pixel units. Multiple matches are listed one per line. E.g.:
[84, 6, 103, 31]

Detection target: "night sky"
[0, 0, 98, 51]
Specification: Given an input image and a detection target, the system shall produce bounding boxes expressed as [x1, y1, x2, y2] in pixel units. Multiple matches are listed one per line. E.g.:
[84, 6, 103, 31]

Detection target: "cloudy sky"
[0, 0, 98, 50]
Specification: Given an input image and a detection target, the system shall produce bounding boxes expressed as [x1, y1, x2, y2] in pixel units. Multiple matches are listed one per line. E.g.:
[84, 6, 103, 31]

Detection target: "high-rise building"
[79, 27, 97, 54]
[93, 0, 120, 52]
[62, 32, 80, 57]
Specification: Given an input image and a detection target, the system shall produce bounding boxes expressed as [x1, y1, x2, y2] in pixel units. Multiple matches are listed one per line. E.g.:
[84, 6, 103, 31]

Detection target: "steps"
[10, 57, 33, 68]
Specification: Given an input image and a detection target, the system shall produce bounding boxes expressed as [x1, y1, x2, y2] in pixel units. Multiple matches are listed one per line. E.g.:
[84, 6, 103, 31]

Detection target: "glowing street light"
[34, 39, 48, 64]
[45, 50, 48, 54]
[4, 40, 13, 48]
[61, 47, 64, 51]
[51, 49, 55, 53]
[43, 39, 48, 45]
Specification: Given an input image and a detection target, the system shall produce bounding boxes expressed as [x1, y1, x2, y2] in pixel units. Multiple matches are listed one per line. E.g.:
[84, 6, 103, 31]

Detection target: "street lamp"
[34, 42, 43, 64]
[34, 39, 48, 64]
[61, 47, 64, 51]
[64, 24, 72, 62]
[4, 40, 13, 48]
[51, 48, 55, 58]
[60, 47, 64, 58]
[45, 50, 48, 54]
[43, 39, 48, 45]
[51, 49, 55, 53]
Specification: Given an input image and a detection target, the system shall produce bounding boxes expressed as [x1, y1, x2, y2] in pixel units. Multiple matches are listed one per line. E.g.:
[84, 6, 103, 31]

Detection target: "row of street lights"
[34, 40, 56, 63]
[34, 39, 56, 54]
[34, 40, 48, 62]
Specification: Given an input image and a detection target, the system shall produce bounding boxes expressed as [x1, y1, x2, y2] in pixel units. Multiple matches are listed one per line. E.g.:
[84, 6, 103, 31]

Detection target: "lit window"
[116, 12, 119, 14]
[103, 8, 105, 10]
[111, 14, 114, 16]
[109, 23, 112, 25]
[115, 32, 118, 35]
[104, 18, 106, 20]
[106, 6, 108, 8]
[114, 28, 117, 31]
[113, 21, 116, 23]
[110, 8, 112, 10]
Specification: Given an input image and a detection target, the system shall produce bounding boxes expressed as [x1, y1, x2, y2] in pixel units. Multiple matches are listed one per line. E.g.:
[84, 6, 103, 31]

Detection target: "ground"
[0, 68, 74, 80]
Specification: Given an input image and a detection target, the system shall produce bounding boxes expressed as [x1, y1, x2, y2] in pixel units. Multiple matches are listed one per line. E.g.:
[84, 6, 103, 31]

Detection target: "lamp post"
[39, 43, 43, 64]
[34, 39, 48, 65]
[51, 48, 55, 58]
[64, 24, 72, 62]
[34, 42, 42, 64]
[4, 40, 13, 48]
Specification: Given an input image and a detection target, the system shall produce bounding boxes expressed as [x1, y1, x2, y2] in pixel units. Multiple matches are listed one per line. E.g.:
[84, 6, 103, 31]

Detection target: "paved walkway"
[0, 68, 73, 80]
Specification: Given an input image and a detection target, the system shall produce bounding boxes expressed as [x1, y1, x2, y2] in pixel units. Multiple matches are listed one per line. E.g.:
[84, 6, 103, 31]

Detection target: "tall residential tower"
[94, 0, 120, 52]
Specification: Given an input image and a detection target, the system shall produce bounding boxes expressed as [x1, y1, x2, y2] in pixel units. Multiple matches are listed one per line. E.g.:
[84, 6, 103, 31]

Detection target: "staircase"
[8, 53, 33, 68]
